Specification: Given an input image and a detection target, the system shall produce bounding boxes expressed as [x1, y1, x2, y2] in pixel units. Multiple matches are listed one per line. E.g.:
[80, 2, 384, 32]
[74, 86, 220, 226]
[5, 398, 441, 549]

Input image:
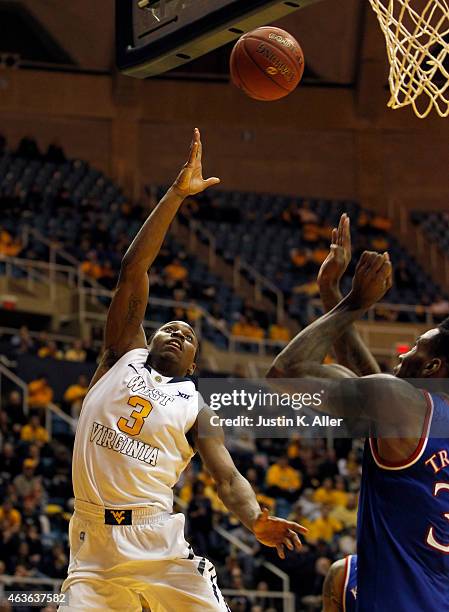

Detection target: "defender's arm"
[318, 215, 381, 376]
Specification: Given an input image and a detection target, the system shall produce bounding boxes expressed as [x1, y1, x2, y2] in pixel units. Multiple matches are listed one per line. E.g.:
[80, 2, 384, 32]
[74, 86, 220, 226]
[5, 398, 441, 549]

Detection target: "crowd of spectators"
[175, 433, 362, 611]
[0, 382, 72, 610]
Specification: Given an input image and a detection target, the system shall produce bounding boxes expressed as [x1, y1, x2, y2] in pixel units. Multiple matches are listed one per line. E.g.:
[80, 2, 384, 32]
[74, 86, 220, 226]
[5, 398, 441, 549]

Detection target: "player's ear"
[422, 358, 442, 377]
[187, 362, 196, 376]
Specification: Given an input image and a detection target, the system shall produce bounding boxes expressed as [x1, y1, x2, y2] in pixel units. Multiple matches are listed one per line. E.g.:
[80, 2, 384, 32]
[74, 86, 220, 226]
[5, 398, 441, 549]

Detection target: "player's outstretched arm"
[191, 407, 307, 559]
[267, 251, 392, 380]
[317, 214, 381, 376]
[266, 252, 428, 441]
[92, 129, 220, 385]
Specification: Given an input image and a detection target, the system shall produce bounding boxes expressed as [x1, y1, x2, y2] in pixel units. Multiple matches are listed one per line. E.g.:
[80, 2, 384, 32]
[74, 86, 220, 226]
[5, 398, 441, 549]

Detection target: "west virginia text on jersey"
[72, 348, 201, 511]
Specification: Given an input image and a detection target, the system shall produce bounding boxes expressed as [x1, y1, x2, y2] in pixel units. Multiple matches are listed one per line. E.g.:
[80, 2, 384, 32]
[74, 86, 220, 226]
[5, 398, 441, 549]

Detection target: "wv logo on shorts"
[105, 509, 132, 525]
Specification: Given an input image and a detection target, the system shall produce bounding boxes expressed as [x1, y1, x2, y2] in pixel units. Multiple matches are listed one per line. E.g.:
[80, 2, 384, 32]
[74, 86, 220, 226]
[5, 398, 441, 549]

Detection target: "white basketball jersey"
[72, 348, 201, 511]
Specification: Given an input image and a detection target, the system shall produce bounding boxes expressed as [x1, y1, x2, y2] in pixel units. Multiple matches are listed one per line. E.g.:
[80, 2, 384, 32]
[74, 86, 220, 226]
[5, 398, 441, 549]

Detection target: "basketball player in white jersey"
[60, 129, 307, 611]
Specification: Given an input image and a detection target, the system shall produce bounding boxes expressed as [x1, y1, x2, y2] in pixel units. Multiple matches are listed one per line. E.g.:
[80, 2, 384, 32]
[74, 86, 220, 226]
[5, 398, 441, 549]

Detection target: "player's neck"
[148, 355, 185, 379]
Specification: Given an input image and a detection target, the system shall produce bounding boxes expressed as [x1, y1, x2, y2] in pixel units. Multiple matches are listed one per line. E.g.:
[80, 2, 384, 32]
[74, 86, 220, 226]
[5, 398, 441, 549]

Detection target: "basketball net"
[369, 0, 449, 118]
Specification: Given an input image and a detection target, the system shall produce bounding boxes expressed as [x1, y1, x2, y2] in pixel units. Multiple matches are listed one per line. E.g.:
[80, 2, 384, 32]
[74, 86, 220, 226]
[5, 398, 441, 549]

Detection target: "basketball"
[230, 26, 304, 101]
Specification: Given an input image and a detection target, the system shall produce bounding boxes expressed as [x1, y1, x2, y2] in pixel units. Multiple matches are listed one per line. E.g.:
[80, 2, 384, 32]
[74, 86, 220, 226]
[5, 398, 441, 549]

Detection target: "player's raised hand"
[172, 128, 220, 197]
[350, 250, 393, 309]
[317, 213, 351, 291]
[252, 508, 308, 559]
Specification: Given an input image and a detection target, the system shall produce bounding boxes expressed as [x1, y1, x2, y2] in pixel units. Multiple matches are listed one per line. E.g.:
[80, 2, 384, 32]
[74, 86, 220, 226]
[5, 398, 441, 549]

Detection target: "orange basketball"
[230, 26, 305, 101]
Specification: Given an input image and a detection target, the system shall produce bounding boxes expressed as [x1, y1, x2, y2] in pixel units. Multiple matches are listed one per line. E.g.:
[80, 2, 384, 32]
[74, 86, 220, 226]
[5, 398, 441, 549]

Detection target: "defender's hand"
[252, 508, 307, 559]
[350, 251, 393, 309]
[317, 213, 351, 291]
[172, 128, 220, 197]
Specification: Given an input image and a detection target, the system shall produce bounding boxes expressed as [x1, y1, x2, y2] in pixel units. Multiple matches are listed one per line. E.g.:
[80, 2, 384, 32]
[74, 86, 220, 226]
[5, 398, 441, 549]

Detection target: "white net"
[369, 0, 449, 118]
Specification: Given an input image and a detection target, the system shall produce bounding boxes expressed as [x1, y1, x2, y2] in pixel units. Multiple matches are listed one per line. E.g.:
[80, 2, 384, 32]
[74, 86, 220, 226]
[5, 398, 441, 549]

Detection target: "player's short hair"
[432, 316, 449, 362]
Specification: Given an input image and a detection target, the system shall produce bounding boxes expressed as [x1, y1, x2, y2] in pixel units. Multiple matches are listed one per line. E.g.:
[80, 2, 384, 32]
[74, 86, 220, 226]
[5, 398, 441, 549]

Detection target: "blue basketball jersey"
[357, 392, 449, 612]
[343, 555, 357, 612]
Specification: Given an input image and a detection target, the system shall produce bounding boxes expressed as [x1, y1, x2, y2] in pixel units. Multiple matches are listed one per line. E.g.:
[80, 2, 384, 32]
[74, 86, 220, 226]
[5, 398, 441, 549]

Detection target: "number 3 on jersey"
[117, 396, 153, 436]
[426, 482, 449, 553]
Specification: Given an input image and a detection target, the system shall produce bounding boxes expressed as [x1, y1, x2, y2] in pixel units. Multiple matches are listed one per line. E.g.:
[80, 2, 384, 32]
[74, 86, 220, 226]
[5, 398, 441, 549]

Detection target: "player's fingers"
[284, 537, 294, 551]
[337, 214, 345, 245]
[343, 216, 351, 250]
[276, 544, 285, 559]
[203, 177, 221, 189]
[355, 250, 370, 271]
[285, 520, 308, 534]
[372, 253, 387, 273]
[379, 260, 393, 283]
[290, 531, 303, 551]
[196, 128, 202, 160]
[187, 139, 199, 167]
[331, 228, 338, 245]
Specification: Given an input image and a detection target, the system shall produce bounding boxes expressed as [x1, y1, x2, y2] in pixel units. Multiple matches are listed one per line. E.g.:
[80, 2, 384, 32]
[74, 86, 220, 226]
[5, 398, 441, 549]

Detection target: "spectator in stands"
[210, 302, 227, 333]
[64, 340, 86, 362]
[293, 489, 321, 522]
[330, 492, 358, 529]
[307, 504, 343, 543]
[290, 247, 308, 268]
[0, 226, 22, 256]
[3, 390, 26, 433]
[41, 543, 68, 579]
[80, 250, 103, 280]
[188, 480, 214, 557]
[317, 448, 339, 480]
[231, 315, 264, 341]
[311, 244, 329, 266]
[63, 374, 88, 419]
[10, 326, 34, 355]
[313, 477, 336, 506]
[430, 294, 449, 322]
[394, 259, 413, 291]
[0, 442, 21, 482]
[20, 415, 49, 446]
[163, 257, 188, 283]
[338, 450, 361, 479]
[374, 305, 399, 322]
[266, 455, 301, 517]
[0, 498, 21, 537]
[13, 460, 41, 501]
[15, 136, 41, 160]
[45, 141, 66, 164]
[28, 376, 54, 409]
[97, 260, 116, 290]
[37, 340, 63, 360]
[268, 319, 291, 343]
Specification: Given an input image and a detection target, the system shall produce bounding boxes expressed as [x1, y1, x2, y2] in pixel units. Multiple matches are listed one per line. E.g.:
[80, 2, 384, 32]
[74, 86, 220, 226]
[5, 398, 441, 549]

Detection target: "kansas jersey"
[357, 392, 449, 611]
[343, 555, 357, 612]
[72, 348, 201, 511]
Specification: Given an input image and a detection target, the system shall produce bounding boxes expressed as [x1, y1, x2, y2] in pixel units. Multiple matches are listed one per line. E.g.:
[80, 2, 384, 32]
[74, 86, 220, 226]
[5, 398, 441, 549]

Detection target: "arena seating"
[411, 210, 449, 253]
[181, 189, 442, 325]
[0, 147, 244, 348]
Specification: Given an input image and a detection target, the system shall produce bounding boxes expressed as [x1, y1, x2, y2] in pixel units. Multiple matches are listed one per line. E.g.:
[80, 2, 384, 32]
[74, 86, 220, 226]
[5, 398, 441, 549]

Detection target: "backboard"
[116, 0, 322, 78]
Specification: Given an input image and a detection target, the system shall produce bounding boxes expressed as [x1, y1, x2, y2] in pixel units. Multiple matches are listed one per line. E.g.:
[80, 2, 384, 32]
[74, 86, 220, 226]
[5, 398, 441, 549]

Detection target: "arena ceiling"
[6, 0, 387, 86]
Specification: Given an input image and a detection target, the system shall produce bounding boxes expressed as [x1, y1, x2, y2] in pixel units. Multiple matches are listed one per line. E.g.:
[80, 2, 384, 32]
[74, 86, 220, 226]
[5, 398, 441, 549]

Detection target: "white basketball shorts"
[59, 500, 229, 612]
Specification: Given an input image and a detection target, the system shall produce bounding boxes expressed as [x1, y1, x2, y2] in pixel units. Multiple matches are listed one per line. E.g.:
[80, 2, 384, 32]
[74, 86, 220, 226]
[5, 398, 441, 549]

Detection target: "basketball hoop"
[369, 0, 449, 118]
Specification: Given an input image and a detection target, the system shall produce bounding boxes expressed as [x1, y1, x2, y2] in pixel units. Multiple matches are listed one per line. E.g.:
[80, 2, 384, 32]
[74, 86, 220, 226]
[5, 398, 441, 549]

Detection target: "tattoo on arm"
[126, 294, 143, 324]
